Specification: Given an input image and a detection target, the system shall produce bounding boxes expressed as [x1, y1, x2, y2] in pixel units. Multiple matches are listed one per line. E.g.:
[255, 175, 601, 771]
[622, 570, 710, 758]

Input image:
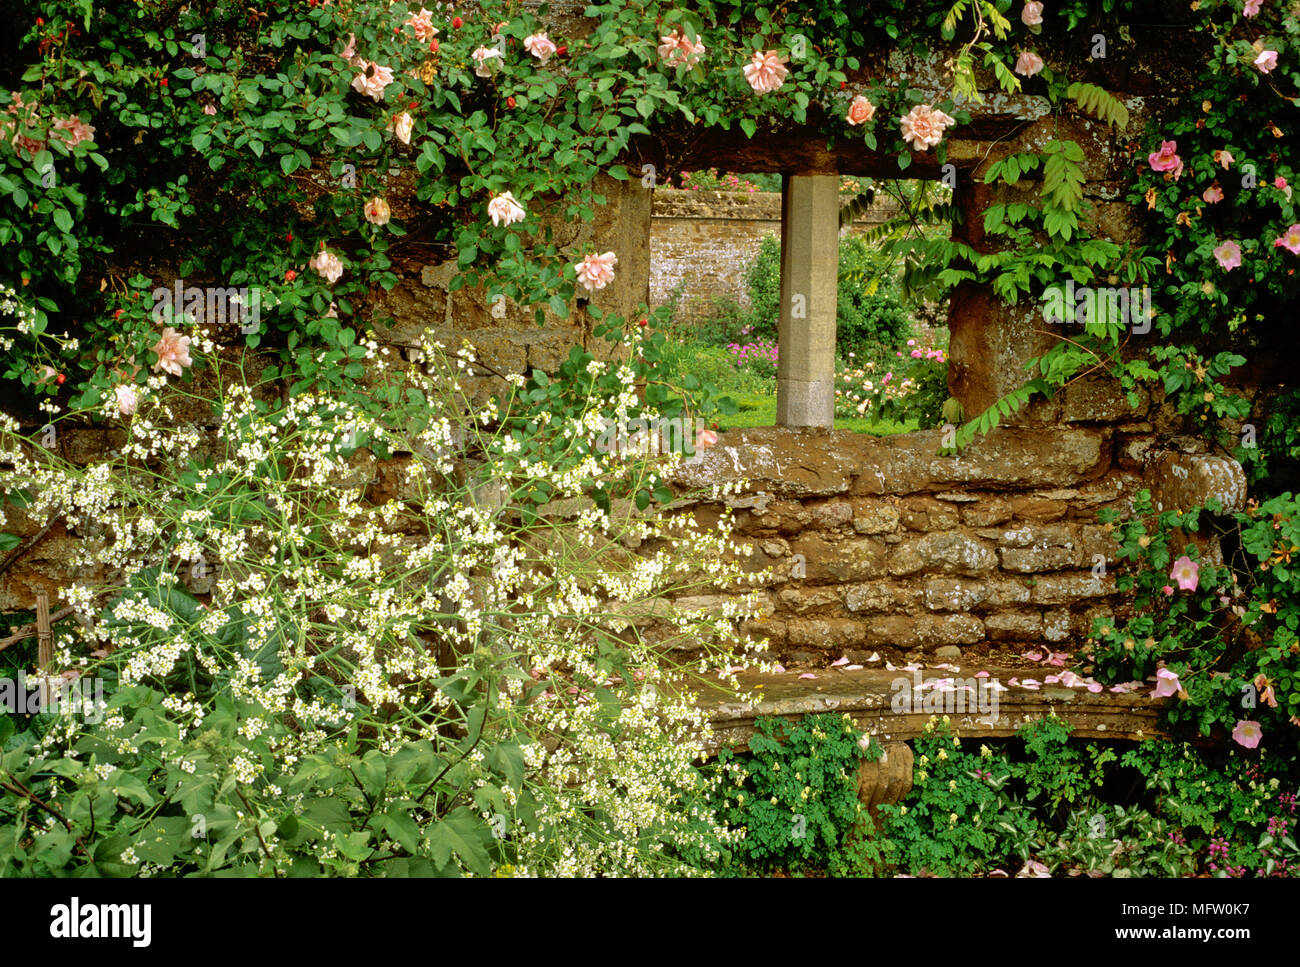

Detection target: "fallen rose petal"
[974, 670, 990, 678]
[799, 672, 817, 680]
[831, 656, 850, 667]
[846, 664, 863, 671]
[1024, 651, 1043, 661]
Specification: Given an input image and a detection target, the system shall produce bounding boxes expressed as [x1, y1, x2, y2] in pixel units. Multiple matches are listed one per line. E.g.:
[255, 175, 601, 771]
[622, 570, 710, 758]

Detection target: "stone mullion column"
[776, 174, 839, 428]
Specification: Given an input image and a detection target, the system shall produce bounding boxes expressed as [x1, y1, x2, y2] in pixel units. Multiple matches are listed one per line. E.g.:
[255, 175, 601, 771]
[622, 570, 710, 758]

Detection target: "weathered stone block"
[923, 578, 989, 612]
[852, 500, 900, 534]
[864, 614, 985, 649]
[1028, 573, 1115, 605]
[1145, 451, 1247, 514]
[960, 498, 1013, 527]
[845, 583, 892, 613]
[1000, 546, 1078, 573]
[789, 535, 885, 582]
[984, 612, 1044, 640]
[899, 496, 961, 531]
[889, 532, 997, 576]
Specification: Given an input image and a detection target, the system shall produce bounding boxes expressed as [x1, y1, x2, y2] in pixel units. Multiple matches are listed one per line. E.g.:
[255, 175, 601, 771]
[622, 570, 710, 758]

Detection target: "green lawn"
[718, 390, 918, 435]
[659, 340, 917, 436]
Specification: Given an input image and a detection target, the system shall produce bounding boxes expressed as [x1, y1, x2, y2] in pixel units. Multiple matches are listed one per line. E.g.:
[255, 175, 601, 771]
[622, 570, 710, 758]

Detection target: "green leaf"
[739, 118, 757, 139]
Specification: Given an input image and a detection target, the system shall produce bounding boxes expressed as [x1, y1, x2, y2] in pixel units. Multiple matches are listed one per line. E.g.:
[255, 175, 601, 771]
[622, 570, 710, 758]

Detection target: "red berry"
[637, 318, 648, 327]
[285, 233, 293, 242]
[35, 17, 43, 25]
[452, 16, 462, 28]
[408, 101, 417, 109]
[506, 96, 516, 108]
[285, 269, 297, 282]
[840, 81, 846, 90]
[556, 45, 567, 56]
[55, 373, 65, 385]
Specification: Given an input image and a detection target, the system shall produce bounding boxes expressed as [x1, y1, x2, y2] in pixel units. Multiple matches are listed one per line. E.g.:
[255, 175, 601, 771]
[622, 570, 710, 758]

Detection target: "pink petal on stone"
[1087, 682, 1103, 692]
[773, 664, 786, 673]
[1008, 677, 1020, 686]
[1024, 652, 1043, 661]
[846, 664, 864, 670]
[1044, 675, 1061, 684]
[831, 656, 850, 667]
[1109, 685, 1127, 693]
[974, 670, 990, 678]
[799, 672, 817, 680]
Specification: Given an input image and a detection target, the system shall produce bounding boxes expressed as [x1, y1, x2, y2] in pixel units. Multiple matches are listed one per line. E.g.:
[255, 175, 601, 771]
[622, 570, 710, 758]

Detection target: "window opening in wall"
[649, 171, 956, 435]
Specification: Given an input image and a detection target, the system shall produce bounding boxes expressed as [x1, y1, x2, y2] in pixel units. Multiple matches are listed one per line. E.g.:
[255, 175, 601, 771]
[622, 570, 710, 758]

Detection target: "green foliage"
[1038, 803, 1198, 877]
[1088, 487, 1300, 741]
[702, 713, 881, 876]
[876, 718, 1038, 876]
[1012, 717, 1116, 820]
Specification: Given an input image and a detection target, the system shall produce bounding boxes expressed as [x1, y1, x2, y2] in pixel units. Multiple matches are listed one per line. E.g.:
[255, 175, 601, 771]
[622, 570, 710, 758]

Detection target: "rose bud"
[452, 16, 462, 28]
[285, 269, 297, 282]
[506, 96, 516, 108]
[55, 373, 65, 385]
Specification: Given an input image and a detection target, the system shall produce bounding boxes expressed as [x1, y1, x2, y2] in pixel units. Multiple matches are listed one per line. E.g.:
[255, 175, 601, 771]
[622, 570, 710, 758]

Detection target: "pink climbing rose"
[387, 111, 414, 144]
[1244, 0, 1263, 15]
[846, 95, 876, 126]
[363, 197, 391, 226]
[574, 251, 618, 291]
[1151, 667, 1183, 699]
[1203, 184, 1224, 203]
[1274, 224, 1300, 254]
[1148, 140, 1184, 179]
[1170, 554, 1200, 591]
[1014, 51, 1045, 76]
[52, 115, 95, 148]
[114, 384, 138, 416]
[1214, 149, 1235, 170]
[351, 61, 394, 101]
[743, 50, 790, 94]
[658, 29, 706, 68]
[524, 32, 557, 65]
[487, 191, 526, 227]
[150, 327, 193, 377]
[695, 427, 719, 450]
[1161, 584, 1174, 596]
[404, 8, 438, 42]
[1232, 720, 1263, 749]
[203, 103, 217, 116]
[1254, 673, 1278, 708]
[1254, 48, 1278, 73]
[472, 46, 503, 77]
[899, 104, 956, 153]
[1022, 2, 1045, 26]
[309, 248, 344, 284]
[1214, 240, 1243, 271]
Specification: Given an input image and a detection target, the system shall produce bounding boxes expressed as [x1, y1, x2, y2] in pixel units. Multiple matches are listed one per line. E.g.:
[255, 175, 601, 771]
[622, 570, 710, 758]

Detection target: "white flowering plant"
[0, 334, 768, 877]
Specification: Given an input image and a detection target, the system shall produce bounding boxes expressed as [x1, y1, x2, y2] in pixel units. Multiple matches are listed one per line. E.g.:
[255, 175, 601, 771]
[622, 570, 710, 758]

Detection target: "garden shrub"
[701, 713, 881, 876]
[0, 331, 768, 877]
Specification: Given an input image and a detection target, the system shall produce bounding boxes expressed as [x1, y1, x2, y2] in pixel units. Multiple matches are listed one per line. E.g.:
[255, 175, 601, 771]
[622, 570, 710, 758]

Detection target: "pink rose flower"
[1022, 2, 1045, 26]
[1170, 554, 1200, 591]
[846, 95, 876, 126]
[487, 191, 526, 227]
[472, 46, 503, 77]
[363, 197, 391, 226]
[1148, 140, 1184, 179]
[658, 29, 706, 68]
[1203, 184, 1224, 203]
[1214, 240, 1243, 271]
[1151, 667, 1182, 699]
[52, 115, 95, 148]
[574, 251, 617, 291]
[1255, 48, 1278, 73]
[1273, 224, 1300, 255]
[150, 327, 193, 377]
[1232, 720, 1263, 749]
[114, 384, 138, 416]
[1214, 149, 1235, 169]
[309, 248, 344, 284]
[203, 103, 217, 116]
[695, 428, 719, 450]
[404, 8, 438, 42]
[899, 104, 956, 153]
[1254, 673, 1278, 708]
[1161, 584, 1174, 596]
[1244, 0, 1263, 15]
[351, 61, 395, 101]
[1014, 51, 1045, 76]
[524, 32, 557, 65]
[387, 111, 414, 144]
[743, 50, 790, 94]
[340, 33, 362, 66]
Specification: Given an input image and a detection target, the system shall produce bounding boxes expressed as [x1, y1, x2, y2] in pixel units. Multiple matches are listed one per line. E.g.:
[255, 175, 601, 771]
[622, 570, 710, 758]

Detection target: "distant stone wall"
[648, 189, 898, 325]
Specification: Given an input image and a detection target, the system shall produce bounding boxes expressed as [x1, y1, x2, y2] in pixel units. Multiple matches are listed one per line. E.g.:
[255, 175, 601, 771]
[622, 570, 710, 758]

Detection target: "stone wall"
[664, 425, 1246, 664]
[648, 189, 899, 324]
